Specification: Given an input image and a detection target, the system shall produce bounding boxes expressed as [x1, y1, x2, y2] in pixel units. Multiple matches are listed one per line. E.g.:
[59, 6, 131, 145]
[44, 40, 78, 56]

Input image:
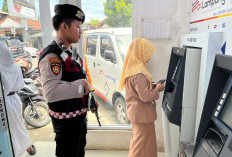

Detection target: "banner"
[0, 73, 14, 157]
[190, 0, 232, 59]
[191, 0, 232, 24]
[7, 0, 37, 20]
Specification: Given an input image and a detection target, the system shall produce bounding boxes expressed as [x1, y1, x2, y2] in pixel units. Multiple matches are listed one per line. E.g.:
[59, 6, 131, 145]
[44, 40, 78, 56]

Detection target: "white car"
[24, 45, 39, 57]
[84, 27, 132, 124]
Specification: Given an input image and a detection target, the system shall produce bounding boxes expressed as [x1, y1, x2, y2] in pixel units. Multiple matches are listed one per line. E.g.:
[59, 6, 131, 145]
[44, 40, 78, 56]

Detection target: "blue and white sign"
[190, 0, 232, 55]
[0, 74, 14, 157]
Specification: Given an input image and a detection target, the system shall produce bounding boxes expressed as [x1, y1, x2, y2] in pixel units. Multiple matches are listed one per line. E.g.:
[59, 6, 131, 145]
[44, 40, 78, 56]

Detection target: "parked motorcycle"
[25, 68, 40, 79]
[18, 78, 50, 128]
[14, 57, 33, 77]
[24, 68, 43, 96]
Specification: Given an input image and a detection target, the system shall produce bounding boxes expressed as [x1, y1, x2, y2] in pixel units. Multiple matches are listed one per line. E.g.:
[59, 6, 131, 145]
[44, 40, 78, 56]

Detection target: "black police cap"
[54, 4, 85, 23]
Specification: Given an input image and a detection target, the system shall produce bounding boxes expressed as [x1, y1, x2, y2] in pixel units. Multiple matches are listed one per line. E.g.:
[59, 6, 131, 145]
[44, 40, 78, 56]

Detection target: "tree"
[104, 0, 132, 27]
[2, 0, 8, 12]
[89, 18, 100, 26]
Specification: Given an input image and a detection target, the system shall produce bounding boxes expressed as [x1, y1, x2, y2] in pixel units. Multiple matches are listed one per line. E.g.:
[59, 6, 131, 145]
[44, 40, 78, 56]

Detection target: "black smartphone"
[157, 79, 166, 84]
[152, 79, 166, 89]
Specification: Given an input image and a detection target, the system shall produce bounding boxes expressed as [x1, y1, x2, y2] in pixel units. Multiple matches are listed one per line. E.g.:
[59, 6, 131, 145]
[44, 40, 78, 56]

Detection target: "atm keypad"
[222, 93, 227, 99]
[220, 99, 224, 105]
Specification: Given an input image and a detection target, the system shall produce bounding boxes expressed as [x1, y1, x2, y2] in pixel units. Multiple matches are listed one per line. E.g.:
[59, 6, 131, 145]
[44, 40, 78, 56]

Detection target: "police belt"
[48, 108, 87, 119]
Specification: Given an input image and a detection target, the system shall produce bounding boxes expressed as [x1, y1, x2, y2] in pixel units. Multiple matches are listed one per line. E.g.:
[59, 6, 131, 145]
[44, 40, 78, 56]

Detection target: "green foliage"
[104, 0, 132, 27]
[2, 0, 8, 12]
[89, 18, 100, 26]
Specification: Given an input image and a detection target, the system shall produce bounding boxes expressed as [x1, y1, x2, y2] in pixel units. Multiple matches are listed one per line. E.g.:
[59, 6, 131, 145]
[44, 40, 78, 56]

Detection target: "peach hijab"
[118, 38, 156, 91]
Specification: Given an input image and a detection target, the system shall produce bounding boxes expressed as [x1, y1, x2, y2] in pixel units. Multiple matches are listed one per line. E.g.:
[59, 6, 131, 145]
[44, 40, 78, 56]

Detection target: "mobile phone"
[152, 79, 166, 89]
[157, 79, 166, 84]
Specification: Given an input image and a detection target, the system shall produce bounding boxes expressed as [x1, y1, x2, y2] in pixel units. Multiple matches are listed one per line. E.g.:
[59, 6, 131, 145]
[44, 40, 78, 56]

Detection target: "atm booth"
[162, 32, 223, 157]
[193, 54, 232, 157]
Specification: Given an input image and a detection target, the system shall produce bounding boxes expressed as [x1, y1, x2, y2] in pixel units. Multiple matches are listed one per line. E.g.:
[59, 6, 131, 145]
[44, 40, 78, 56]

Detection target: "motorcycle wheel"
[24, 102, 50, 128]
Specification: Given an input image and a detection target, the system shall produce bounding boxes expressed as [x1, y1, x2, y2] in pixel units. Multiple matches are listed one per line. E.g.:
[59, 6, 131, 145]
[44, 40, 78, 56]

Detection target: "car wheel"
[114, 97, 129, 124]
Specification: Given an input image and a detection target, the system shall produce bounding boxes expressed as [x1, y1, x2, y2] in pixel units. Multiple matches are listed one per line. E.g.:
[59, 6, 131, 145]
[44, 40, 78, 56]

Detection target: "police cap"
[54, 4, 85, 23]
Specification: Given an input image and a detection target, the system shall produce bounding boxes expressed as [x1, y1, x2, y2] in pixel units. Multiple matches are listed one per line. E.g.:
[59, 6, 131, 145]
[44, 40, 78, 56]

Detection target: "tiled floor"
[21, 142, 165, 157]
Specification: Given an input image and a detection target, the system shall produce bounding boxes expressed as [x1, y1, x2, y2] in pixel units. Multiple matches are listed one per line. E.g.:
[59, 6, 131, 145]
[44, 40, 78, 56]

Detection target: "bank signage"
[191, 0, 232, 24]
[0, 74, 14, 157]
[0, 76, 7, 132]
[189, 0, 232, 58]
[0, 97, 7, 132]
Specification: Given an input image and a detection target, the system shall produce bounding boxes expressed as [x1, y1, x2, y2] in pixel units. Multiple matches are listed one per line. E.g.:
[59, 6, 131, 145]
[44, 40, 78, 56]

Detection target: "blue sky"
[0, 0, 4, 11]
[82, 0, 106, 22]
[0, 0, 106, 22]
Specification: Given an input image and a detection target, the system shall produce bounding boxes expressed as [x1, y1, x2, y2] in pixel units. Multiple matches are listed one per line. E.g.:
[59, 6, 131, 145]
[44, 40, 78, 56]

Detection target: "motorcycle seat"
[24, 78, 34, 84]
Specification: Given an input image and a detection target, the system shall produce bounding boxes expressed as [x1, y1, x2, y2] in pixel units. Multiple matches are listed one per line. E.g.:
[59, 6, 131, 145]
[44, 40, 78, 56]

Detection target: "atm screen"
[219, 89, 232, 129]
[172, 58, 182, 83]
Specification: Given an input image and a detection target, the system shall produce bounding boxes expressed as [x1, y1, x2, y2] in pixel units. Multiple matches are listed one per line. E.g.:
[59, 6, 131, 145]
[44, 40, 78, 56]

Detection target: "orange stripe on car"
[94, 90, 107, 102]
[83, 31, 93, 85]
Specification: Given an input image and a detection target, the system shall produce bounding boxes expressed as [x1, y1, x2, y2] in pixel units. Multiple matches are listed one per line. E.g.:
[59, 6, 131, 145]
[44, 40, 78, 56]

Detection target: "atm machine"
[162, 47, 201, 126]
[162, 32, 222, 157]
[162, 46, 201, 157]
[193, 54, 232, 157]
[0, 74, 14, 157]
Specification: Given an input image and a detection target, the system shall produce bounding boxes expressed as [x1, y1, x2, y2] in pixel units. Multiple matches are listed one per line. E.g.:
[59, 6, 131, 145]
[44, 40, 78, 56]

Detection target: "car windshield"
[0, 37, 7, 45]
[8, 39, 23, 47]
[115, 35, 132, 61]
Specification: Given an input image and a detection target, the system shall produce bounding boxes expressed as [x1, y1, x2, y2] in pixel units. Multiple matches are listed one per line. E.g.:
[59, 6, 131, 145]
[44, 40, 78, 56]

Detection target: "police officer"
[38, 4, 90, 157]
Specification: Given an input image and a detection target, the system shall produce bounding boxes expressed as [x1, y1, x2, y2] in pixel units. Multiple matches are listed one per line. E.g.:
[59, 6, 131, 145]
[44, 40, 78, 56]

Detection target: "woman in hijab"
[119, 38, 164, 157]
[0, 42, 36, 156]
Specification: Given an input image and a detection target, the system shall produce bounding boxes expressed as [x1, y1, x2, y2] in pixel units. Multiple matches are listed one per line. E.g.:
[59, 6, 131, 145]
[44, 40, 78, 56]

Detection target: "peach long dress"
[125, 73, 159, 157]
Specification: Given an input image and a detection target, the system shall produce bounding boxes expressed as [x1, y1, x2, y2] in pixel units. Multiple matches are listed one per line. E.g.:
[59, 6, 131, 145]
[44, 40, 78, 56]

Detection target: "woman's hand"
[156, 83, 165, 92]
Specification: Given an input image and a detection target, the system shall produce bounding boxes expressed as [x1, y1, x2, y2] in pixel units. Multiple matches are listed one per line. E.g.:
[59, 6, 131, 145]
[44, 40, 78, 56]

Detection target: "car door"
[96, 34, 117, 99]
[85, 34, 98, 86]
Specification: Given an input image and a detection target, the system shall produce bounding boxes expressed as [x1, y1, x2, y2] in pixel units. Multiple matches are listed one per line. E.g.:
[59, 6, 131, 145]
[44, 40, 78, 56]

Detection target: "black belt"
[7, 92, 16, 96]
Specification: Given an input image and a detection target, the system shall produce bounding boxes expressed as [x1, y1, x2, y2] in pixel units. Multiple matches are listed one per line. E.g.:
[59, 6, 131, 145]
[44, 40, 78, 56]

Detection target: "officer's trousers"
[51, 116, 87, 157]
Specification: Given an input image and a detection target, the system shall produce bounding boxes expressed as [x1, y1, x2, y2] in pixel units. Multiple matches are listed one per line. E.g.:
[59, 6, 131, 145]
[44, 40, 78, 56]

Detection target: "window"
[0, 37, 8, 46]
[7, 39, 23, 47]
[86, 37, 97, 56]
[100, 37, 114, 59]
[115, 35, 132, 61]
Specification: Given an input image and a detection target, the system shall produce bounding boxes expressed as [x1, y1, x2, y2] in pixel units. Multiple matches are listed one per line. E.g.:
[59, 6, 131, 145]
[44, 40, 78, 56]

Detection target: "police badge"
[49, 58, 62, 75]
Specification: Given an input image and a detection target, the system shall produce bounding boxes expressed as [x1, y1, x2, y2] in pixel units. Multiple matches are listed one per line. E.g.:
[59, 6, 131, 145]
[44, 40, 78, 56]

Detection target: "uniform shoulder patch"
[49, 57, 62, 63]
[49, 57, 62, 75]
